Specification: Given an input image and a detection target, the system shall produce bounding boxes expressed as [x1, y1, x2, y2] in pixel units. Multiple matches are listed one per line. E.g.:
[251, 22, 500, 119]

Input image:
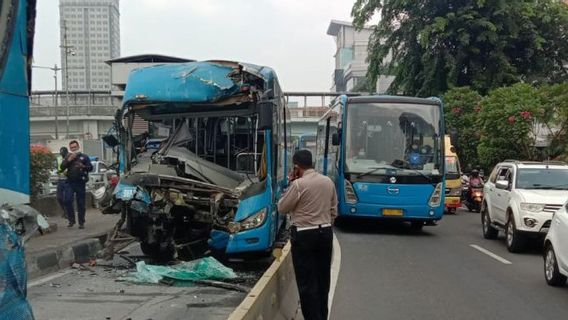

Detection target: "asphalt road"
[27, 244, 269, 320]
[330, 208, 568, 320]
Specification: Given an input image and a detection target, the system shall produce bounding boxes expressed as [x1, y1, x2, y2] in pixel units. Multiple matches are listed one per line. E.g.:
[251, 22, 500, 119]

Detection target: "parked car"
[543, 201, 568, 286]
[144, 138, 165, 151]
[481, 160, 568, 252]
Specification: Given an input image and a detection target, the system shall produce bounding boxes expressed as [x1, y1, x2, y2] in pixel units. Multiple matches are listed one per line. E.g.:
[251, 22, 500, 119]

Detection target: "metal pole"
[53, 64, 59, 139]
[64, 22, 70, 138]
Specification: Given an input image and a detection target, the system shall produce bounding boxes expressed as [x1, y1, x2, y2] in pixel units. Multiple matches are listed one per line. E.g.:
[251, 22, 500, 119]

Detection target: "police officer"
[278, 150, 337, 320]
[61, 140, 93, 229]
[56, 147, 69, 217]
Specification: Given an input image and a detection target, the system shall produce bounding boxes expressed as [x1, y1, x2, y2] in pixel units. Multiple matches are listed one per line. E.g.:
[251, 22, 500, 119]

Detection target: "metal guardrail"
[30, 106, 118, 117]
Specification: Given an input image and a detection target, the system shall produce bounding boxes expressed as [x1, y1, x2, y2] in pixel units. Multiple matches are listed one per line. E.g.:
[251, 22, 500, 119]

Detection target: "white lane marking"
[28, 269, 75, 288]
[470, 244, 512, 265]
[328, 233, 342, 318]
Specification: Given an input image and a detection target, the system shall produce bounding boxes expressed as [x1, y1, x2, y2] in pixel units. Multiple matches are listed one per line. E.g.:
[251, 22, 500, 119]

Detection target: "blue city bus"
[102, 60, 291, 260]
[0, 0, 36, 205]
[315, 95, 445, 229]
[293, 133, 317, 155]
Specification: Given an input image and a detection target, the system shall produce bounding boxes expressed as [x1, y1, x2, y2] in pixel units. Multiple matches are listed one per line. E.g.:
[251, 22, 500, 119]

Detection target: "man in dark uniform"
[278, 150, 338, 320]
[61, 140, 93, 229]
[56, 147, 69, 217]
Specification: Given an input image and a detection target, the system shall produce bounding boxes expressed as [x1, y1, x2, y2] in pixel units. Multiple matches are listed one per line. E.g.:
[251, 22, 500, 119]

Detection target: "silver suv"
[481, 160, 568, 252]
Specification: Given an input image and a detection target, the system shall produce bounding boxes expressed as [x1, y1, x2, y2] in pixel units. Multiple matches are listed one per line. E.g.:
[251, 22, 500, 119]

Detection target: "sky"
[32, 0, 358, 92]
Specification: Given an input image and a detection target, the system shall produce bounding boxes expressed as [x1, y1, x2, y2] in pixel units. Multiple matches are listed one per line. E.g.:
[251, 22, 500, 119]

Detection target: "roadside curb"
[25, 232, 108, 279]
[228, 241, 302, 320]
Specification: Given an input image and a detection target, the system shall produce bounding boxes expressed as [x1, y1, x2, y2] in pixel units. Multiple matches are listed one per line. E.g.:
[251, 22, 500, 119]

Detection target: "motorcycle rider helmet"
[471, 169, 480, 178]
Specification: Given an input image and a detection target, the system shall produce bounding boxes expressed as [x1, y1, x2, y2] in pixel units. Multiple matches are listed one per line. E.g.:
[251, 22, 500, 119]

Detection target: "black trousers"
[291, 226, 333, 320]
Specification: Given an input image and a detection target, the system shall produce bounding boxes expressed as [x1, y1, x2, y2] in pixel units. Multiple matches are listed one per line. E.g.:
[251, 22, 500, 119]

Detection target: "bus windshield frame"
[344, 102, 443, 178]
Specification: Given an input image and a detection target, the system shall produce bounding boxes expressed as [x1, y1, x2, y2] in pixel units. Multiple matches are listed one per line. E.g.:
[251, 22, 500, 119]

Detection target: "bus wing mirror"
[332, 132, 340, 146]
[102, 134, 120, 148]
[257, 102, 273, 130]
[450, 129, 459, 149]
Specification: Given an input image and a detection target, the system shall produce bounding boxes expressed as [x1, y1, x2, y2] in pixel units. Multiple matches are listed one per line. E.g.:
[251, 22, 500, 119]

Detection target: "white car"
[481, 160, 568, 253]
[544, 202, 568, 286]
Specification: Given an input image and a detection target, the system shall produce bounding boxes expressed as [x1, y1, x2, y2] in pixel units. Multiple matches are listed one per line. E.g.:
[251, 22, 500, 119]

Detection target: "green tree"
[538, 83, 568, 159]
[352, 0, 568, 97]
[476, 83, 543, 168]
[443, 87, 483, 171]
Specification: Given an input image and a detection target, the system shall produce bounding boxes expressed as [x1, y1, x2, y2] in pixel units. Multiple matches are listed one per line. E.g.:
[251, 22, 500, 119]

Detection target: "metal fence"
[29, 105, 118, 117]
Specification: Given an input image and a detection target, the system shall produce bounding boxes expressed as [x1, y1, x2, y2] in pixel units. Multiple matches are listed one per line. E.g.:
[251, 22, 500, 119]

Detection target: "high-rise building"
[59, 0, 120, 91]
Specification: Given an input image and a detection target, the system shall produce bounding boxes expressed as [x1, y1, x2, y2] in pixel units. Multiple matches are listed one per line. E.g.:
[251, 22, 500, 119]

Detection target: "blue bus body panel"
[353, 182, 435, 206]
[122, 61, 277, 107]
[338, 182, 445, 219]
[225, 134, 278, 254]
[0, 0, 31, 205]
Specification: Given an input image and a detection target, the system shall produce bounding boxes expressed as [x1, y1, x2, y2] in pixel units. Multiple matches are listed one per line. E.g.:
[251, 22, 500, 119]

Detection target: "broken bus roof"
[122, 60, 280, 119]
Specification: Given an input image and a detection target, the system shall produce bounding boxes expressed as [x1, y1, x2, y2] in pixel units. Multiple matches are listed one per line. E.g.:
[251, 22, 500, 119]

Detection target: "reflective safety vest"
[56, 155, 67, 179]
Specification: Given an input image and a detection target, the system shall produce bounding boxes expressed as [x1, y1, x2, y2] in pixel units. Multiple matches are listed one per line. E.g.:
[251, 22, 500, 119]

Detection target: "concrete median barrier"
[228, 241, 302, 320]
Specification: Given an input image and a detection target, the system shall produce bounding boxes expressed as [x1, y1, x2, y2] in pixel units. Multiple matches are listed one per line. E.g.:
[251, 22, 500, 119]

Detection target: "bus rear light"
[428, 183, 443, 207]
[344, 180, 358, 204]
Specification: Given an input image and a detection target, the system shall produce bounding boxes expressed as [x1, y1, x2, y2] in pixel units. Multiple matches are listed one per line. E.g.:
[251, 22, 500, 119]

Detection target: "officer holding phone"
[278, 150, 337, 320]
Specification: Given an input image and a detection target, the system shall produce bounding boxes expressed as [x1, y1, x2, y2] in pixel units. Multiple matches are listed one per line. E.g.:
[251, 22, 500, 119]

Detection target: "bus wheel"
[410, 221, 424, 231]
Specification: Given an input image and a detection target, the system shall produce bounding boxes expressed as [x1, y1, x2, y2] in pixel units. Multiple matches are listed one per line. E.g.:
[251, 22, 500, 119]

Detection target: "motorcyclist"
[469, 169, 483, 188]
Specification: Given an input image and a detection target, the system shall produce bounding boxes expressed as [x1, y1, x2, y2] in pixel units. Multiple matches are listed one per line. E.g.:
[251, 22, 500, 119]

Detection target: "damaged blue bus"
[102, 61, 291, 260]
[0, 0, 35, 205]
[316, 95, 445, 230]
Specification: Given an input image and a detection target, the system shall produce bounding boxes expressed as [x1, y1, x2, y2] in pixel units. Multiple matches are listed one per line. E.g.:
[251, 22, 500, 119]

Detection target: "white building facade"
[327, 20, 394, 93]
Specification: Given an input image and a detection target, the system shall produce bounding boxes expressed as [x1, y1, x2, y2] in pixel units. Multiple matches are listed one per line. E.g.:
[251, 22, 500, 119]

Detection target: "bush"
[30, 145, 55, 197]
[443, 87, 483, 171]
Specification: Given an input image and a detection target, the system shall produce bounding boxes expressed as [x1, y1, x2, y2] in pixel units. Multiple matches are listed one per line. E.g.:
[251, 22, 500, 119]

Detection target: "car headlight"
[449, 188, 462, 196]
[429, 183, 443, 207]
[520, 203, 545, 212]
[229, 208, 268, 233]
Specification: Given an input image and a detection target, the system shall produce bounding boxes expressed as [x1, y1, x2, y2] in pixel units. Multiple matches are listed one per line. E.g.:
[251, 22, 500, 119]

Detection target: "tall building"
[327, 20, 394, 93]
[59, 0, 120, 91]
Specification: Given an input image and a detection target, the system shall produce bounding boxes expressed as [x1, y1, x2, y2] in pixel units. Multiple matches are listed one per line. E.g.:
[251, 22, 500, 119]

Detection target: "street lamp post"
[32, 64, 61, 139]
[60, 20, 75, 139]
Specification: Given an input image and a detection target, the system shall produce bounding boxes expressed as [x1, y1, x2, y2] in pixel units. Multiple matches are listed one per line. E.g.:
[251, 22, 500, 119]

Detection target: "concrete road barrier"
[228, 241, 302, 320]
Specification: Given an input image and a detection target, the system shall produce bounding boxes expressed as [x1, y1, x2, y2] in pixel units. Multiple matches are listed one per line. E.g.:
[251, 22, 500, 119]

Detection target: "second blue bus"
[315, 95, 446, 229]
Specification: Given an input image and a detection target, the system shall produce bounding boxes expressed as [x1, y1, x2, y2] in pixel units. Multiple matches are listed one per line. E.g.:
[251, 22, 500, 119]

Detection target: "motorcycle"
[464, 182, 484, 213]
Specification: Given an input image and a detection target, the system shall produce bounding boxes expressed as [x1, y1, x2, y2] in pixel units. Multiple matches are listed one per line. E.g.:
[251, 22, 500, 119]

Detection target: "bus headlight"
[429, 183, 443, 207]
[229, 208, 268, 233]
[344, 180, 358, 204]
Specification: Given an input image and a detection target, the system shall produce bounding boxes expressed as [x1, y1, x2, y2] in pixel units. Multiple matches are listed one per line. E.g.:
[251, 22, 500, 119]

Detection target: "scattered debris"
[117, 254, 137, 268]
[118, 256, 246, 291]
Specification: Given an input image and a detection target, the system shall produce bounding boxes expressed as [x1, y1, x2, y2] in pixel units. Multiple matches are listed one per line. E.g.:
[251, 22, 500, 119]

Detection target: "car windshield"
[344, 102, 442, 177]
[516, 168, 568, 190]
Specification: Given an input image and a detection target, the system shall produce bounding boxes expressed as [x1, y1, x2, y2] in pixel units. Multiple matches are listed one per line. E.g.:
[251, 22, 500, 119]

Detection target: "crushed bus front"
[100, 61, 288, 261]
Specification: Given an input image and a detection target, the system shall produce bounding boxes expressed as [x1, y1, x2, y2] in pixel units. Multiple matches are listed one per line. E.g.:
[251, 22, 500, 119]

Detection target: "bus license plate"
[383, 209, 403, 216]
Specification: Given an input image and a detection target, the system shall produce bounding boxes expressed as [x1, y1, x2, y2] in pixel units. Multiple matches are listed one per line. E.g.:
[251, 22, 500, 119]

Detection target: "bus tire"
[141, 241, 175, 262]
[410, 221, 424, 231]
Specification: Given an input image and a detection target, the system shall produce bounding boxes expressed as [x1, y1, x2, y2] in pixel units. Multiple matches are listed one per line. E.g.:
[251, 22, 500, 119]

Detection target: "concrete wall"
[228, 242, 301, 320]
